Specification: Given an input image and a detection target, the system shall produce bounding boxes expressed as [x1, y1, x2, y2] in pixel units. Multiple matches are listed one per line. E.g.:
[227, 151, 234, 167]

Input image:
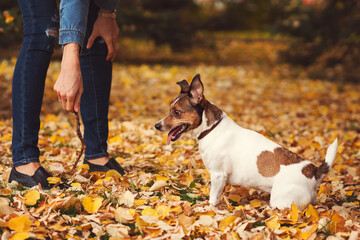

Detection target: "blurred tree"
[117, 0, 200, 51]
[277, 0, 360, 82]
[0, 0, 22, 46]
[201, 0, 285, 31]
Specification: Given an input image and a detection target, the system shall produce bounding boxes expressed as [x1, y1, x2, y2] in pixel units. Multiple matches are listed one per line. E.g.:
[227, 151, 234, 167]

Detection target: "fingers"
[105, 37, 115, 61]
[66, 94, 75, 112]
[87, 34, 96, 49]
[74, 88, 83, 112]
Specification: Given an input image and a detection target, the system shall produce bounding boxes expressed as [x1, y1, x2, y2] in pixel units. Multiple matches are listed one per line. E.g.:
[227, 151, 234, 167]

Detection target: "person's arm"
[55, 0, 89, 112]
[86, 8, 119, 61]
[54, 43, 83, 112]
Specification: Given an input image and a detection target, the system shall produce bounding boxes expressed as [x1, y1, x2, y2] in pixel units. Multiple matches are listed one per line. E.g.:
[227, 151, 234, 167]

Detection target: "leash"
[71, 112, 86, 173]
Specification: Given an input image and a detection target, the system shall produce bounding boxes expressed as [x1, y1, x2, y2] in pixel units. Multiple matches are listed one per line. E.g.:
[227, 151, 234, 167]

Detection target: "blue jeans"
[12, 0, 112, 167]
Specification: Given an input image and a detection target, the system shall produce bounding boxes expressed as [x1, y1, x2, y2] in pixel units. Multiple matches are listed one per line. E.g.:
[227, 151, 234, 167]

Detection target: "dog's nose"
[155, 122, 162, 130]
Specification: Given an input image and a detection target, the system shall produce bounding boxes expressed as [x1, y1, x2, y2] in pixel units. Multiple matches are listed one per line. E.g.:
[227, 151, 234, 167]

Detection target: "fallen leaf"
[149, 180, 167, 191]
[8, 215, 32, 232]
[329, 211, 346, 234]
[289, 202, 299, 222]
[266, 215, 280, 231]
[24, 189, 40, 206]
[115, 207, 134, 223]
[82, 195, 103, 214]
[219, 215, 238, 231]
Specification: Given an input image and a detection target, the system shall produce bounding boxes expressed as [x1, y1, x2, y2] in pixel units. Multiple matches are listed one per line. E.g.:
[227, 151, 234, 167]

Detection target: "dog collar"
[197, 117, 223, 140]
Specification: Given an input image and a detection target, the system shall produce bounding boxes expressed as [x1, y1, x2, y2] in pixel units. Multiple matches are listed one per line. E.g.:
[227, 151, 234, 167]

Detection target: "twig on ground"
[71, 112, 85, 173]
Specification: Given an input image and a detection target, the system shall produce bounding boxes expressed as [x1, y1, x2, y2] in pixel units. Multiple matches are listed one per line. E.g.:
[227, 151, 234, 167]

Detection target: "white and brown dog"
[155, 74, 338, 210]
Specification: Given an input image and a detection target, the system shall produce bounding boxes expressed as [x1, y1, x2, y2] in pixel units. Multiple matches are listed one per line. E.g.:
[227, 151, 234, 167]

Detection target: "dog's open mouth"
[167, 123, 190, 144]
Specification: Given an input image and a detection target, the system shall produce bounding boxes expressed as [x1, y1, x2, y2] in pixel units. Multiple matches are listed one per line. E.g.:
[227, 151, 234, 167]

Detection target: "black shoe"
[8, 167, 69, 190]
[84, 158, 125, 175]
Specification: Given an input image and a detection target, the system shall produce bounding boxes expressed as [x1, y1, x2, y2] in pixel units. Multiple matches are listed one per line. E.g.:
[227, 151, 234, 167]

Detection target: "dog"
[155, 74, 338, 210]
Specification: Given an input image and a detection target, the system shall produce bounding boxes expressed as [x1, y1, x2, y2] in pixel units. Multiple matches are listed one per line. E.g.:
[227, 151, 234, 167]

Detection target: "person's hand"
[54, 43, 83, 112]
[86, 9, 119, 61]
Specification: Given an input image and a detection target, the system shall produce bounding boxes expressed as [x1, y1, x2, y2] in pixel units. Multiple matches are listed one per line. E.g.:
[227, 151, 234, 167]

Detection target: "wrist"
[99, 9, 112, 13]
[98, 9, 116, 19]
[62, 43, 80, 65]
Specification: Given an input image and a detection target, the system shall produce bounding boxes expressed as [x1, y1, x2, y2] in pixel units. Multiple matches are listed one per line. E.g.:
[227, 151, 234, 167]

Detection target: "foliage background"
[0, 0, 359, 239]
[1, 0, 359, 82]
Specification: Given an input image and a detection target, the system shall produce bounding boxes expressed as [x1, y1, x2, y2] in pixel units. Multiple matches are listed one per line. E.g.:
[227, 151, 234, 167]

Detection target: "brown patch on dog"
[315, 162, 329, 180]
[301, 164, 317, 179]
[200, 100, 222, 126]
[301, 161, 329, 180]
[257, 147, 305, 178]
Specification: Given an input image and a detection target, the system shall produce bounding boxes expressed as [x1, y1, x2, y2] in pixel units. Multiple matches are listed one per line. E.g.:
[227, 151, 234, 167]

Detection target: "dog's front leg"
[209, 173, 227, 205]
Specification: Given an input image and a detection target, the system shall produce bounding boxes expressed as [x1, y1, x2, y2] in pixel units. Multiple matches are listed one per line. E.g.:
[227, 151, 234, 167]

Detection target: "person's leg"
[80, 0, 124, 174]
[80, 0, 111, 162]
[10, 0, 57, 185]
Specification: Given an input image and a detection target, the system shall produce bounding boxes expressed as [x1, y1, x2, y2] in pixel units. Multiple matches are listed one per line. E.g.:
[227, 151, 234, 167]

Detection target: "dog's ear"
[176, 79, 190, 93]
[189, 74, 204, 105]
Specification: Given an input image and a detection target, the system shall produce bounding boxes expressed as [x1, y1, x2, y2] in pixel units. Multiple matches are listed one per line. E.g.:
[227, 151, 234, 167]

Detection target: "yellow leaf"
[141, 207, 159, 217]
[265, 215, 280, 231]
[95, 179, 103, 185]
[24, 190, 40, 206]
[219, 215, 237, 231]
[304, 204, 319, 222]
[8, 215, 32, 232]
[71, 182, 81, 187]
[170, 205, 183, 214]
[78, 164, 89, 170]
[317, 183, 330, 196]
[134, 199, 147, 205]
[346, 191, 354, 196]
[156, 205, 170, 218]
[109, 135, 122, 144]
[106, 169, 121, 178]
[156, 175, 168, 182]
[165, 194, 180, 201]
[289, 202, 299, 222]
[82, 195, 103, 214]
[250, 199, 262, 208]
[298, 223, 318, 239]
[47, 177, 62, 184]
[10, 232, 30, 240]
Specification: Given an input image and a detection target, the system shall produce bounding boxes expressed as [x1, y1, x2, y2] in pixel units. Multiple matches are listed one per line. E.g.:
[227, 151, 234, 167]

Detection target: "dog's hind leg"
[270, 183, 313, 210]
[209, 173, 227, 205]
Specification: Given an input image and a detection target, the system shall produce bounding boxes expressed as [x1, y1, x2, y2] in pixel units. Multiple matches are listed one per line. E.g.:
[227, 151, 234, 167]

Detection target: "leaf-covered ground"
[0, 59, 360, 239]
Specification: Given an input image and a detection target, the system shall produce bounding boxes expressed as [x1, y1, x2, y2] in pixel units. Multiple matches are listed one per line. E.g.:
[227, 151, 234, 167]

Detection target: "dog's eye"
[174, 110, 181, 116]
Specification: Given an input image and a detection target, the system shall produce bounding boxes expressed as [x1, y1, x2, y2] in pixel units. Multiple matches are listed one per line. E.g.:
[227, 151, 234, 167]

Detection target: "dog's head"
[155, 74, 205, 144]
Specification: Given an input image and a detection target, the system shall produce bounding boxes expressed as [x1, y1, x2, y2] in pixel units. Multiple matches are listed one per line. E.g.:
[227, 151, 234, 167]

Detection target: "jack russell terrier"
[155, 74, 338, 210]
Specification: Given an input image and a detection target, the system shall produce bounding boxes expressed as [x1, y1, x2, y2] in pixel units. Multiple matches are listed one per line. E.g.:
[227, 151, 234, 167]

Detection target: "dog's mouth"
[167, 123, 190, 144]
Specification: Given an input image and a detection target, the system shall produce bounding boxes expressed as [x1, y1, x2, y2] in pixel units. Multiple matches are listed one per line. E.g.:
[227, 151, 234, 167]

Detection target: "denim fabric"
[80, 0, 112, 160]
[12, 0, 113, 167]
[59, 0, 118, 48]
[59, 0, 89, 48]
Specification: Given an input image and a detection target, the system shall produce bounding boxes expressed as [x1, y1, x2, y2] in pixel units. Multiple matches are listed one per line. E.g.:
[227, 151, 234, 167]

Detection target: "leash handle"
[71, 112, 86, 173]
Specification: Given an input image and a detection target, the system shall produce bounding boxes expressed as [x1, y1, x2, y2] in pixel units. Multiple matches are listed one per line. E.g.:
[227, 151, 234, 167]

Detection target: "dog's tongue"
[167, 126, 181, 145]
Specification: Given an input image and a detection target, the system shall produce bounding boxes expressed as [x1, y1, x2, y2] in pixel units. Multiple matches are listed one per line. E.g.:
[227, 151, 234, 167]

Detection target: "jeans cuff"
[85, 152, 109, 160]
[59, 30, 85, 49]
[12, 157, 40, 168]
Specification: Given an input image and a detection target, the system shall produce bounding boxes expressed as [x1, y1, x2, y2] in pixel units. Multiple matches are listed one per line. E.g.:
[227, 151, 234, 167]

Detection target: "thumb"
[87, 33, 97, 49]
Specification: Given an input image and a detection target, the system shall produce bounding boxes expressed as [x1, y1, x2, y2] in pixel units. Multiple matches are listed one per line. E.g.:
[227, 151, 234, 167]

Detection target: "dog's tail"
[316, 138, 338, 181]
